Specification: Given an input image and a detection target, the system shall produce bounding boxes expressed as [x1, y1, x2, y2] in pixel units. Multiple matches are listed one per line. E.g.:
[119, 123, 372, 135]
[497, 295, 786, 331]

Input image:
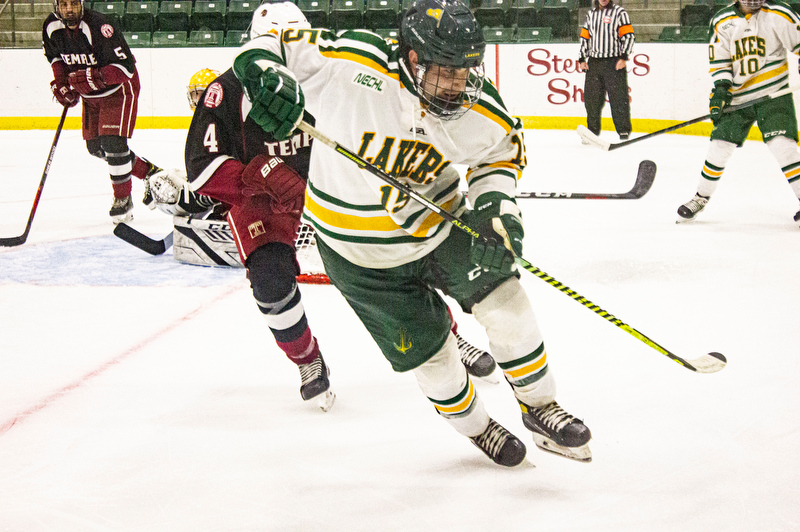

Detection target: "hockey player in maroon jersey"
[182, 3, 336, 410]
[43, 0, 161, 224]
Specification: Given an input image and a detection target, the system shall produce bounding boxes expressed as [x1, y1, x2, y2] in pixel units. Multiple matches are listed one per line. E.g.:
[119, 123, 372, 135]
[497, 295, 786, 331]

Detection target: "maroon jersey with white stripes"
[184, 67, 314, 207]
[42, 8, 136, 97]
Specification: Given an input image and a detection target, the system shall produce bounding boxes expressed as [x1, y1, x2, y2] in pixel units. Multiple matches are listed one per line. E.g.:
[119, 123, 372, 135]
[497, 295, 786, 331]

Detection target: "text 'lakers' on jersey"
[235, 28, 526, 269]
[709, 1, 800, 104]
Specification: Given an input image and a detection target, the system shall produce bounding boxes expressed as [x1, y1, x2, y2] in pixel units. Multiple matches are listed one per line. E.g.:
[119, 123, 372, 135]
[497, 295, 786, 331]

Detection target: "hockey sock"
[112, 180, 132, 199]
[412, 333, 490, 437]
[766, 136, 800, 198]
[471, 277, 556, 405]
[249, 244, 317, 365]
[697, 139, 736, 198]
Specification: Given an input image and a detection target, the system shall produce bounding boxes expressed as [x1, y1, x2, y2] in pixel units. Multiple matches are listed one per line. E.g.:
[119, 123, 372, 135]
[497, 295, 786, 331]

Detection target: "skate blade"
[316, 390, 336, 412]
[532, 434, 592, 463]
[474, 370, 500, 385]
[112, 213, 134, 225]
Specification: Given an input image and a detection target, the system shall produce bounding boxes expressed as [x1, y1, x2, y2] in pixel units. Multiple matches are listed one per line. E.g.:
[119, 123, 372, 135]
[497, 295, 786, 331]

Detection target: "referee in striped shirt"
[577, 0, 635, 140]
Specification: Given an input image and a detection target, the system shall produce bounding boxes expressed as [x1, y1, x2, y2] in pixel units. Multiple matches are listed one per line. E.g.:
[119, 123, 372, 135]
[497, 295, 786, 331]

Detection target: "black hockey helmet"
[399, 0, 485, 120]
[400, 0, 485, 70]
[53, 0, 84, 27]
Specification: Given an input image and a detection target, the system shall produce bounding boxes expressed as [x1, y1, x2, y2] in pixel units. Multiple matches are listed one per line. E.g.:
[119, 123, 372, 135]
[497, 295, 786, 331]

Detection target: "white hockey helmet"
[249, 1, 311, 40]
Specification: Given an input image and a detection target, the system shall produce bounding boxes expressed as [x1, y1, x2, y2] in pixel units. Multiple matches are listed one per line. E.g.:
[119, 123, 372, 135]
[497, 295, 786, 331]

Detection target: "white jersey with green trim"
[709, 1, 800, 105]
[237, 28, 526, 269]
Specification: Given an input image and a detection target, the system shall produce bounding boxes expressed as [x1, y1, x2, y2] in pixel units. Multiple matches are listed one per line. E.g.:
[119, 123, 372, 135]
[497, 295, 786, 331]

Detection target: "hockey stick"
[516, 160, 656, 199]
[0, 106, 68, 247]
[299, 120, 726, 373]
[578, 84, 800, 151]
[113, 222, 173, 255]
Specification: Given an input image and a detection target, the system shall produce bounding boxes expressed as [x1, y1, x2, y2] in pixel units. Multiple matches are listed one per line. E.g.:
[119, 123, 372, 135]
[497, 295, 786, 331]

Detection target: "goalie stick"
[298, 120, 727, 374]
[516, 160, 656, 200]
[113, 223, 173, 255]
[1, 106, 68, 247]
[578, 84, 800, 151]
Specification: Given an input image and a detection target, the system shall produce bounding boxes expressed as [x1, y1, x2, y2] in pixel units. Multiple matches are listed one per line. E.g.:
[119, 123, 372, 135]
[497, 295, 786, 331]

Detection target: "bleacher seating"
[192, 1, 227, 32]
[92, 1, 125, 28]
[537, 4, 572, 39]
[516, 26, 552, 43]
[151, 30, 188, 47]
[330, 0, 364, 31]
[296, 0, 331, 28]
[224, 30, 250, 46]
[506, 0, 540, 29]
[189, 30, 225, 46]
[680, 4, 711, 28]
[483, 26, 515, 43]
[365, 0, 401, 30]
[123, 0, 158, 33]
[158, 1, 192, 33]
[226, 0, 258, 31]
[123, 30, 151, 47]
[685, 25, 711, 43]
[655, 26, 684, 43]
[374, 27, 400, 40]
[475, 0, 510, 30]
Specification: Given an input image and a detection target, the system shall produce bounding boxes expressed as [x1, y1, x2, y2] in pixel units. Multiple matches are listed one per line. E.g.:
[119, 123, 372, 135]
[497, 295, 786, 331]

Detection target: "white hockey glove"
[148, 168, 218, 216]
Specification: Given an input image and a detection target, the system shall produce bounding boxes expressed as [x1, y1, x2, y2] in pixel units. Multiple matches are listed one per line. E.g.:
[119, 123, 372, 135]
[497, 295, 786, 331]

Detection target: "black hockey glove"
[244, 65, 305, 141]
[470, 192, 524, 275]
[709, 81, 732, 125]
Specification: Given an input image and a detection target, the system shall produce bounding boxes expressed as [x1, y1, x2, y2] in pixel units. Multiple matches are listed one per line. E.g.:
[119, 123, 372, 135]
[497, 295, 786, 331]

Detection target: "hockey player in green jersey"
[228, 0, 592, 466]
[678, 0, 800, 225]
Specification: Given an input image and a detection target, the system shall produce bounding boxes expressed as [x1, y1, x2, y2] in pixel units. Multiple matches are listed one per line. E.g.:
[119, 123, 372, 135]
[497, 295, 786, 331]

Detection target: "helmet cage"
[413, 61, 484, 120]
[739, 0, 764, 10]
[53, 0, 84, 27]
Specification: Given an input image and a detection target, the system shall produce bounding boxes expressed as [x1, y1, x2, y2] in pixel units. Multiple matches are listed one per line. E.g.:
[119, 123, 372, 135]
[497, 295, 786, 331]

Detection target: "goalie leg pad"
[173, 216, 243, 267]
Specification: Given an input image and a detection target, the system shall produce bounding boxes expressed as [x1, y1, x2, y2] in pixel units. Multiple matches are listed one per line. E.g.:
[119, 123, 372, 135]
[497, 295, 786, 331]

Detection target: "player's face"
[57, 0, 82, 27]
[419, 63, 470, 111]
[739, 0, 764, 13]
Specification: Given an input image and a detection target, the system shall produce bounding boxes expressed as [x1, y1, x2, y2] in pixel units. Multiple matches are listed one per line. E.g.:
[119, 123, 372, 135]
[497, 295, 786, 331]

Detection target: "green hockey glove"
[470, 192, 524, 275]
[709, 81, 732, 125]
[243, 65, 305, 140]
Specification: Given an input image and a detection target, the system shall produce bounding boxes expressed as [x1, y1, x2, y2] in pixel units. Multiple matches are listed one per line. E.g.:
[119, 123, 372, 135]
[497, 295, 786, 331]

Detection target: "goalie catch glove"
[241, 153, 306, 214]
[709, 81, 732, 125]
[470, 192, 524, 275]
[241, 63, 304, 141]
[148, 168, 218, 216]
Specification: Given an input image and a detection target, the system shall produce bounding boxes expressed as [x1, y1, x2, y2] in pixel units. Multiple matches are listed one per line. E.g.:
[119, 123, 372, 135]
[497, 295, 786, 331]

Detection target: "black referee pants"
[584, 56, 631, 137]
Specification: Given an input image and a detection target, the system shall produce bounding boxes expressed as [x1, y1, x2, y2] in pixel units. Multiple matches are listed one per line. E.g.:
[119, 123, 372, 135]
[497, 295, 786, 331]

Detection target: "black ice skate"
[298, 353, 335, 412]
[677, 193, 709, 223]
[793, 208, 800, 227]
[456, 332, 498, 383]
[109, 195, 134, 224]
[140, 157, 162, 208]
[470, 419, 527, 467]
[519, 400, 592, 463]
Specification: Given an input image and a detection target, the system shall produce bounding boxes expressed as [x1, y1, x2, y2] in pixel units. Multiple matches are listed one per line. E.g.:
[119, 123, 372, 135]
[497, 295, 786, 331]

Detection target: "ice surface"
[1, 128, 799, 531]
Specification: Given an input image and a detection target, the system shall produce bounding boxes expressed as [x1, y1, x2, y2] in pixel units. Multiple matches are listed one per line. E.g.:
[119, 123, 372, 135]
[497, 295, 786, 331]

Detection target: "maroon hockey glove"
[241, 154, 306, 213]
[68, 67, 107, 95]
[50, 79, 80, 108]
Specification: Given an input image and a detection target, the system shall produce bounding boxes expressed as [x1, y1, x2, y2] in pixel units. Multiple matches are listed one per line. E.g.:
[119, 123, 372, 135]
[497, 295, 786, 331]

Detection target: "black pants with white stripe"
[583, 56, 631, 137]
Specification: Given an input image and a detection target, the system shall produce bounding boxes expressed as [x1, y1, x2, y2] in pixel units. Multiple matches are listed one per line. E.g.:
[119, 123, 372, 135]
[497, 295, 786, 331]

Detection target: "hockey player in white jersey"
[678, 0, 800, 225]
[228, 0, 592, 466]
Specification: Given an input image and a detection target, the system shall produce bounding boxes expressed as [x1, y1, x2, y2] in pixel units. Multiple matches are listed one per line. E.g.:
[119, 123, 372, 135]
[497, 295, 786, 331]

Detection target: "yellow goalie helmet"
[187, 68, 220, 110]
